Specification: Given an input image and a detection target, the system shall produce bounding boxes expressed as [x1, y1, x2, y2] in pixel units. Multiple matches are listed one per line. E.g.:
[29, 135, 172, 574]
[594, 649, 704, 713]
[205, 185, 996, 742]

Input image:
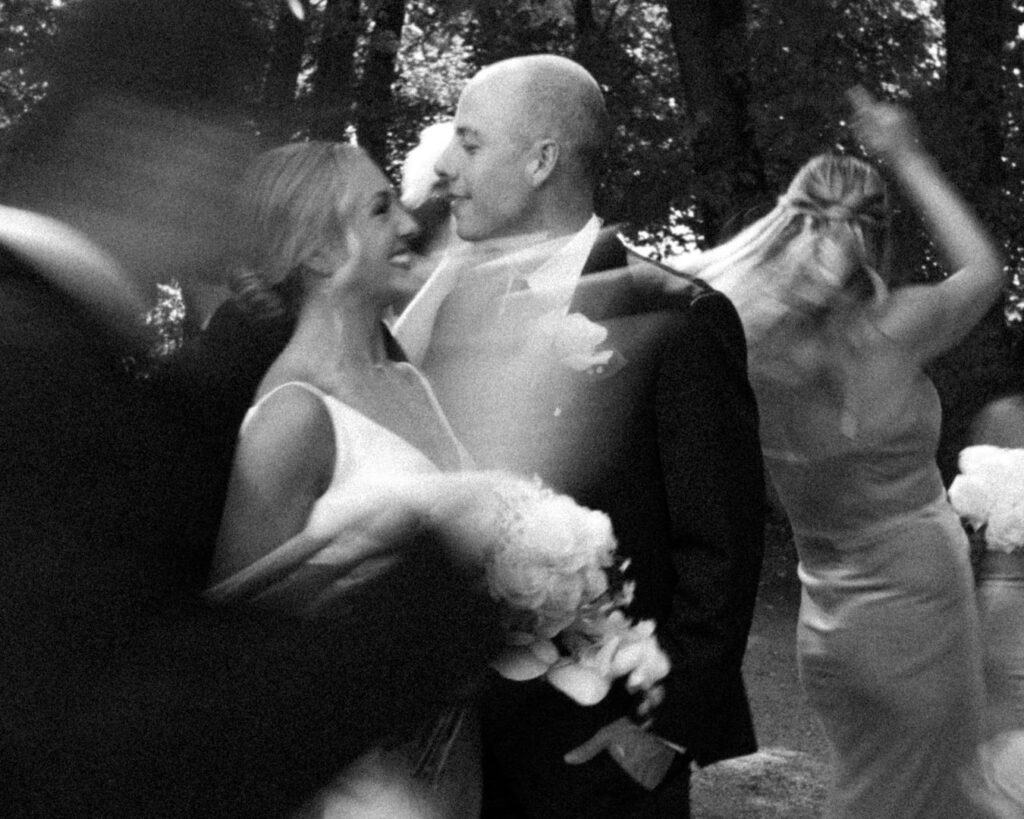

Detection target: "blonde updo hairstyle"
[228, 141, 368, 319]
[677, 153, 892, 313]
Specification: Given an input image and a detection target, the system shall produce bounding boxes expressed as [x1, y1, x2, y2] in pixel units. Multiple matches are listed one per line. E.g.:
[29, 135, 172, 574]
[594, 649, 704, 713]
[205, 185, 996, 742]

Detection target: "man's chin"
[450, 208, 498, 243]
[453, 222, 486, 243]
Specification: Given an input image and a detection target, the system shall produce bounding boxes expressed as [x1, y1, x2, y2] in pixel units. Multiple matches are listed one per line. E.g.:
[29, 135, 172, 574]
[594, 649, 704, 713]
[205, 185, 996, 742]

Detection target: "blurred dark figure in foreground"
[0, 2, 498, 817]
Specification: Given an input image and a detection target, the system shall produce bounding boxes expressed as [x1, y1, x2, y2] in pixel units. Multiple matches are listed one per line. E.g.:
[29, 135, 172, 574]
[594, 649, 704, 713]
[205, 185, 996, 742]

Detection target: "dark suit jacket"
[0, 245, 498, 818]
[422, 228, 766, 816]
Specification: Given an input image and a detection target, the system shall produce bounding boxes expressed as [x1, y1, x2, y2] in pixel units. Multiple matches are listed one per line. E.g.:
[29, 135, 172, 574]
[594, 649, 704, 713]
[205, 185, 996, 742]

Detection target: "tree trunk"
[260, 2, 307, 140]
[356, 0, 407, 167]
[571, 0, 621, 86]
[664, 0, 766, 245]
[308, 0, 361, 140]
[943, 0, 1012, 203]
[934, 0, 1015, 471]
[573, 0, 598, 61]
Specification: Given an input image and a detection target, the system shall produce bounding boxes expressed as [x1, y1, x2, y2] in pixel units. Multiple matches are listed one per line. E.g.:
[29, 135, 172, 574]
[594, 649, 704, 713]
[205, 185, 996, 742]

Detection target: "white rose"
[530, 311, 614, 372]
[552, 314, 614, 371]
[534, 611, 579, 639]
[576, 509, 617, 565]
[951, 446, 1024, 552]
[545, 660, 613, 706]
[947, 474, 993, 527]
[545, 635, 621, 705]
[492, 639, 559, 681]
[610, 626, 672, 692]
[488, 552, 550, 609]
[958, 445, 1005, 475]
[517, 496, 590, 570]
[987, 503, 1024, 553]
[580, 565, 610, 603]
[537, 581, 585, 622]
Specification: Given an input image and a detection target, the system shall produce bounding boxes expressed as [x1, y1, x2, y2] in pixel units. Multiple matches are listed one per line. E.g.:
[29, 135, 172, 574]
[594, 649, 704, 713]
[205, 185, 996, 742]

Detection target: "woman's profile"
[209, 141, 482, 817]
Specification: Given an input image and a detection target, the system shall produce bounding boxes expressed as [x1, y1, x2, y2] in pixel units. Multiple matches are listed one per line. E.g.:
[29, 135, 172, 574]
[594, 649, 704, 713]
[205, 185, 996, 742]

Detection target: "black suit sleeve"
[0, 298, 499, 818]
[649, 292, 765, 763]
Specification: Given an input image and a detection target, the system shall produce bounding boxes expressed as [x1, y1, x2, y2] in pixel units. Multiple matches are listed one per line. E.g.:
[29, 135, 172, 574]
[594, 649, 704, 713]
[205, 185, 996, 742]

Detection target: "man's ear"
[526, 139, 559, 188]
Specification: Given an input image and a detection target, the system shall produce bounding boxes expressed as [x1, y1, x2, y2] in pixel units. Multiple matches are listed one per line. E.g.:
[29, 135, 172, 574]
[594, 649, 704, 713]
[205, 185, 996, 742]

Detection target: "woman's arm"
[848, 86, 1006, 361]
[212, 385, 335, 582]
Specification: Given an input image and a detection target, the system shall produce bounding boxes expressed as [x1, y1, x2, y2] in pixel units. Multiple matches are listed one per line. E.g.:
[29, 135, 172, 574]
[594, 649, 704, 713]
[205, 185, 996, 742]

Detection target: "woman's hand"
[845, 86, 1005, 363]
[846, 85, 922, 162]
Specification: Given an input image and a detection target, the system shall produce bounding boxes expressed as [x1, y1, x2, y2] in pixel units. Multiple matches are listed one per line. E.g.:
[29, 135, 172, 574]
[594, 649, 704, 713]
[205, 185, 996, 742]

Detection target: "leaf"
[546, 662, 611, 706]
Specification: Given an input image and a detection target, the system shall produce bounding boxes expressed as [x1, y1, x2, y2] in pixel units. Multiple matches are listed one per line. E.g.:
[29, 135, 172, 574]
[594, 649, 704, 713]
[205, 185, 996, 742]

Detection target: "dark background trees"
[0, 0, 59, 129]
[3, 0, 1024, 471]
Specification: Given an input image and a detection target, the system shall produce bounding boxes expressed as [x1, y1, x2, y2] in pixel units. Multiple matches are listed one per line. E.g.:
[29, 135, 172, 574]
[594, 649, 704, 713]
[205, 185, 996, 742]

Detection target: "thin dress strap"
[240, 381, 329, 433]
[393, 362, 473, 470]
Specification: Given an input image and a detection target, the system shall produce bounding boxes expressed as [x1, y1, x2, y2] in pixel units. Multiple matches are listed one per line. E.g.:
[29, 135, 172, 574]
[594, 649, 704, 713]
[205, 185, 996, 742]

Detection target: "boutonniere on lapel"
[526, 310, 627, 379]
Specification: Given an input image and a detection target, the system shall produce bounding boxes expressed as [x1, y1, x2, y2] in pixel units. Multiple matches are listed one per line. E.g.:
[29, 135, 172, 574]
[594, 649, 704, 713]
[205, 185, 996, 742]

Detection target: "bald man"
[394, 55, 766, 818]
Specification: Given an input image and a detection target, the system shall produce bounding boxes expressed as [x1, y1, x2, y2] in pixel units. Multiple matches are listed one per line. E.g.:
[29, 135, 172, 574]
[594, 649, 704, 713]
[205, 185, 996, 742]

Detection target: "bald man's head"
[469, 56, 609, 185]
[435, 55, 608, 241]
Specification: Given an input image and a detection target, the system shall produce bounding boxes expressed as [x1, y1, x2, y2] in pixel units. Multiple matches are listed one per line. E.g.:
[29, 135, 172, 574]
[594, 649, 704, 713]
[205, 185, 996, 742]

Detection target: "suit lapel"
[535, 229, 634, 418]
[569, 227, 640, 323]
[580, 224, 629, 277]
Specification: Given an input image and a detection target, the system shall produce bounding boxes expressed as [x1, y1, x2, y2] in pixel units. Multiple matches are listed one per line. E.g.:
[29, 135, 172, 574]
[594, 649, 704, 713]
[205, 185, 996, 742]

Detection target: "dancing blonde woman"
[675, 88, 1005, 817]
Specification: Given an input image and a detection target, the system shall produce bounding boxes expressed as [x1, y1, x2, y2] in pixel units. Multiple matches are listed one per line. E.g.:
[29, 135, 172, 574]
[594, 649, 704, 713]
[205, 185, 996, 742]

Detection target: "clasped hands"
[564, 717, 677, 791]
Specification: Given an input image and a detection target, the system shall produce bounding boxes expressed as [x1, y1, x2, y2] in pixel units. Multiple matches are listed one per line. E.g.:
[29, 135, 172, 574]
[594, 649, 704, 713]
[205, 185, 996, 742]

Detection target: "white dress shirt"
[393, 215, 602, 365]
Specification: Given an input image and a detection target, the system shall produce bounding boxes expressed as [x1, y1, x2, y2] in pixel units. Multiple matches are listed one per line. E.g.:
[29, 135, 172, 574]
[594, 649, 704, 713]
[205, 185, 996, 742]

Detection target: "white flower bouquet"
[947, 445, 1024, 553]
[453, 472, 670, 710]
[210, 470, 670, 711]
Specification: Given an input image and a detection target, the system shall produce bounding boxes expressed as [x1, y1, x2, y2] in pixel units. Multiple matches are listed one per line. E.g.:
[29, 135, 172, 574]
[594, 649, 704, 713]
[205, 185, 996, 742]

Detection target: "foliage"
[747, 0, 941, 192]
[3, 0, 1024, 365]
[389, 1, 476, 177]
[0, 0, 60, 129]
[145, 281, 190, 358]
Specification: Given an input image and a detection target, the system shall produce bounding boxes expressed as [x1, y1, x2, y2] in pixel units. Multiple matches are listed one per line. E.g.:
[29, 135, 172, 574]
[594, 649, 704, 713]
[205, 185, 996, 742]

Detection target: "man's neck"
[541, 189, 594, 238]
[472, 205, 593, 257]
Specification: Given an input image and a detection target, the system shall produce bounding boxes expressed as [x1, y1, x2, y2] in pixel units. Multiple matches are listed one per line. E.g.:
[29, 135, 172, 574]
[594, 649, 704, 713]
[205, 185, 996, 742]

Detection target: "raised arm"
[848, 86, 1006, 361]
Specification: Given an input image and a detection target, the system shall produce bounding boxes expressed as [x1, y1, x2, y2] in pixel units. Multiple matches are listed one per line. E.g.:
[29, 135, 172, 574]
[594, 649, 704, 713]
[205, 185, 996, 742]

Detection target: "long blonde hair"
[675, 154, 897, 395]
[676, 153, 892, 314]
[228, 141, 368, 318]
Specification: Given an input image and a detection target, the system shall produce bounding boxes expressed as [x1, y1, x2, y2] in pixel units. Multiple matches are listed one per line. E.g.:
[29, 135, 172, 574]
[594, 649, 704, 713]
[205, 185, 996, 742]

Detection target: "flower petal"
[491, 646, 554, 681]
[546, 663, 612, 705]
[529, 638, 561, 666]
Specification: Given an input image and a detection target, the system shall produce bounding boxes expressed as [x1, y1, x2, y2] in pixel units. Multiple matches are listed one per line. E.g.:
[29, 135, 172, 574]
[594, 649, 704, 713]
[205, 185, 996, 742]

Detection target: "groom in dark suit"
[394, 55, 766, 817]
